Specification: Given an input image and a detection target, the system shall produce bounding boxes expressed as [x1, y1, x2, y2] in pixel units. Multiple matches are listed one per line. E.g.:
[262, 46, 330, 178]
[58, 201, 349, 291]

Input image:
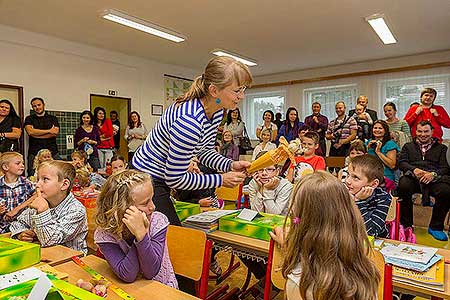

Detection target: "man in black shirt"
[24, 97, 61, 176]
[348, 95, 378, 123]
[110, 110, 120, 152]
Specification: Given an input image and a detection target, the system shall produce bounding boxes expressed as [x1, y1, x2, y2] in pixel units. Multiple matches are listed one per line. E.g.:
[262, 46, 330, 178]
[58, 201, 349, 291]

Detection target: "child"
[252, 128, 276, 161]
[9, 161, 88, 254]
[270, 171, 380, 300]
[30, 149, 53, 181]
[94, 170, 178, 287]
[345, 154, 392, 238]
[110, 154, 127, 174]
[352, 103, 373, 141]
[219, 130, 239, 160]
[338, 139, 367, 183]
[286, 132, 326, 183]
[71, 150, 106, 190]
[0, 152, 35, 233]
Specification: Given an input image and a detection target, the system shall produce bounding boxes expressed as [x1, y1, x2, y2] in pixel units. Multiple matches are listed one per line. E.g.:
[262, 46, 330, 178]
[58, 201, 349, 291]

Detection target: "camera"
[370, 140, 382, 149]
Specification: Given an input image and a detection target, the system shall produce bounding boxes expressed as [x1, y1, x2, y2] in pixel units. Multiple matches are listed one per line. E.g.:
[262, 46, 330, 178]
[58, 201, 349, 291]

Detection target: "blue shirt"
[367, 139, 400, 181]
[133, 98, 232, 190]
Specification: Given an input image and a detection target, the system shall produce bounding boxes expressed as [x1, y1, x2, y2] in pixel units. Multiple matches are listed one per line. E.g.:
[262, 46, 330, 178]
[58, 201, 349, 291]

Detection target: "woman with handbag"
[0, 99, 22, 153]
[224, 108, 246, 153]
[74, 110, 101, 172]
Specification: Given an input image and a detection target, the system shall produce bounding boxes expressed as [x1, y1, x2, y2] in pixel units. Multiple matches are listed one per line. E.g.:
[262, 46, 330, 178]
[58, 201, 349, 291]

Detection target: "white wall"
[0, 24, 200, 129]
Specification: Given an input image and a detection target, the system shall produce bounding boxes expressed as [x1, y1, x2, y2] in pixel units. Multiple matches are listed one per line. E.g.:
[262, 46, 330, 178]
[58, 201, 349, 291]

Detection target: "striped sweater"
[355, 187, 391, 238]
[133, 99, 232, 190]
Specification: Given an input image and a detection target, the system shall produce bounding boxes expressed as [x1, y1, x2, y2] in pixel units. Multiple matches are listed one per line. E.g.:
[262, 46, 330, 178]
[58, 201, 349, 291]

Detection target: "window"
[380, 74, 450, 138]
[304, 84, 359, 121]
[242, 91, 286, 139]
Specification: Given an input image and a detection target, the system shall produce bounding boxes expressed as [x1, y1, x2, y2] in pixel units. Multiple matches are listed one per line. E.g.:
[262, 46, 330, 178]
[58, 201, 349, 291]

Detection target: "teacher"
[0, 99, 22, 153]
[133, 57, 253, 225]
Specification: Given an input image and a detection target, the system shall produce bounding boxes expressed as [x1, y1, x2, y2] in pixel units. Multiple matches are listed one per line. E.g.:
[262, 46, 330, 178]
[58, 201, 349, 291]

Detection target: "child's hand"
[3, 208, 20, 222]
[264, 177, 280, 190]
[269, 226, 288, 246]
[18, 230, 36, 242]
[123, 206, 149, 242]
[198, 197, 213, 207]
[355, 186, 374, 201]
[28, 189, 49, 214]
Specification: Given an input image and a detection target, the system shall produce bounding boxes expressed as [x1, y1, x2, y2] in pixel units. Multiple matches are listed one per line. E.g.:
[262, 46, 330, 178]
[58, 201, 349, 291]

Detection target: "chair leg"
[384, 264, 393, 300]
[206, 284, 229, 300]
[264, 239, 275, 300]
[214, 254, 241, 284]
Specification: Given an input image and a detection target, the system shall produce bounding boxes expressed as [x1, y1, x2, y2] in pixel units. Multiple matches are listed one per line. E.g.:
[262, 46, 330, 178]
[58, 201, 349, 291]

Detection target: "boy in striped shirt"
[345, 154, 391, 238]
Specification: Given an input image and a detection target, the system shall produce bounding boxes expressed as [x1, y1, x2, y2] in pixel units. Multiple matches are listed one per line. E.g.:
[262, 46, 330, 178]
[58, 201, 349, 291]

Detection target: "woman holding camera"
[366, 120, 400, 182]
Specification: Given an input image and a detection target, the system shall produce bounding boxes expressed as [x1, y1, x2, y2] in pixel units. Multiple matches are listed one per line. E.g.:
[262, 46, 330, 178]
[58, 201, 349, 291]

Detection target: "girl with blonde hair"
[271, 171, 380, 300]
[132, 56, 253, 225]
[94, 170, 177, 287]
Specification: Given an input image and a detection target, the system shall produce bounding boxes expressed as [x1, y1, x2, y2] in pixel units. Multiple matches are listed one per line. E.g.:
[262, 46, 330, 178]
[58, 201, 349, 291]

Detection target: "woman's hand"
[430, 108, 439, 117]
[374, 140, 382, 154]
[122, 206, 150, 242]
[415, 105, 423, 115]
[221, 171, 247, 188]
[231, 161, 251, 172]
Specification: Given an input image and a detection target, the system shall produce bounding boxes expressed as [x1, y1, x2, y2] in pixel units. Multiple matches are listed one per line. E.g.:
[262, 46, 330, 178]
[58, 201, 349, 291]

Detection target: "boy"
[10, 160, 88, 254]
[345, 154, 391, 238]
[248, 152, 293, 215]
[286, 132, 326, 183]
[0, 152, 35, 233]
[352, 103, 373, 141]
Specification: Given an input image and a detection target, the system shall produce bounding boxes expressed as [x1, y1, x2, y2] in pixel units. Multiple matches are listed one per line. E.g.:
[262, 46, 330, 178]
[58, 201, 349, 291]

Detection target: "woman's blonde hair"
[37, 160, 76, 193]
[176, 56, 253, 104]
[221, 130, 234, 144]
[283, 171, 380, 300]
[33, 149, 52, 171]
[95, 170, 152, 237]
[0, 151, 23, 171]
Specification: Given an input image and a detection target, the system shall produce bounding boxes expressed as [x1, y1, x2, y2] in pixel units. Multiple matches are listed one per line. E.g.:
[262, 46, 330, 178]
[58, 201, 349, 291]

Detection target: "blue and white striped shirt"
[133, 98, 232, 190]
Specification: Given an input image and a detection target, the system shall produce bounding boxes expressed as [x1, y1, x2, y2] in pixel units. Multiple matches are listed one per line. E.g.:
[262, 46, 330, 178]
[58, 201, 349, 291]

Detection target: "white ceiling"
[0, 0, 449, 76]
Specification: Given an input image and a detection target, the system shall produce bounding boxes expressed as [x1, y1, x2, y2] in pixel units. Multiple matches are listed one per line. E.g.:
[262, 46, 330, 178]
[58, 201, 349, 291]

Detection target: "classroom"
[0, 1, 449, 300]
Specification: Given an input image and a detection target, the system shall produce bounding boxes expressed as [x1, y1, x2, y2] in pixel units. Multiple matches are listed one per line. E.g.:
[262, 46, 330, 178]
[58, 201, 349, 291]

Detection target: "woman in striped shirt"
[133, 57, 253, 225]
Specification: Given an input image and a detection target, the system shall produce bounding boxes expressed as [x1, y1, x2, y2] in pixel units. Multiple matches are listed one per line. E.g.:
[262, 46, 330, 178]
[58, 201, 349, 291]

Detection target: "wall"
[0, 24, 199, 131]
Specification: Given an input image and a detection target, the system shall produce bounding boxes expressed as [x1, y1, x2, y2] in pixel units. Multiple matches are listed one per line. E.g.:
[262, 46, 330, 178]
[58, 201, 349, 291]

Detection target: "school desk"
[40, 245, 83, 266]
[382, 238, 450, 300]
[54, 255, 200, 300]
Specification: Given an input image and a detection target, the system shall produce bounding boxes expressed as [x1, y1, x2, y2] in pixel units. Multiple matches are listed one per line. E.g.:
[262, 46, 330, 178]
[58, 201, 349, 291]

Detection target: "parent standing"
[223, 108, 245, 153]
[255, 110, 277, 142]
[304, 102, 328, 155]
[404, 87, 450, 142]
[0, 99, 22, 153]
[24, 97, 60, 176]
[366, 120, 400, 183]
[276, 107, 304, 144]
[133, 57, 252, 225]
[124, 111, 147, 164]
[93, 107, 114, 171]
[383, 102, 411, 148]
[74, 110, 101, 172]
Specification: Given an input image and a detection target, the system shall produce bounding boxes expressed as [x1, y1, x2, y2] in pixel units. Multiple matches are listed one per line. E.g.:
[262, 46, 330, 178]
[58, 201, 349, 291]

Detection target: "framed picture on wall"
[151, 104, 163, 116]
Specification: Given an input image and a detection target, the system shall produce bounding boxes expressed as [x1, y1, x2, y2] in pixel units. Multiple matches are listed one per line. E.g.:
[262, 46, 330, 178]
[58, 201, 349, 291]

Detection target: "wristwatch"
[431, 172, 438, 179]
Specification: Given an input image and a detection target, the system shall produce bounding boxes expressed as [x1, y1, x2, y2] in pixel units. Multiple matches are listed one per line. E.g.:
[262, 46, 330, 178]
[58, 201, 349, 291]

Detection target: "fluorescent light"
[211, 49, 257, 66]
[101, 9, 186, 43]
[365, 14, 397, 44]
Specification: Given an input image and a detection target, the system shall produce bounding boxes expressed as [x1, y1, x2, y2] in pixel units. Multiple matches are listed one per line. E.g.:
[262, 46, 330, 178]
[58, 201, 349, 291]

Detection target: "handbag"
[239, 126, 253, 151]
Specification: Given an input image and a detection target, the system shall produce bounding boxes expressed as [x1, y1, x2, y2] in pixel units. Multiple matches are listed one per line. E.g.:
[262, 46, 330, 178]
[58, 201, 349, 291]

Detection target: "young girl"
[30, 149, 53, 181]
[94, 170, 178, 287]
[271, 171, 380, 300]
[252, 128, 276, 161]
[219, 130, 239, 160]
[110, 154, 127, 174]
[71, 150, 106, 190]
[338, 140, 367, 183]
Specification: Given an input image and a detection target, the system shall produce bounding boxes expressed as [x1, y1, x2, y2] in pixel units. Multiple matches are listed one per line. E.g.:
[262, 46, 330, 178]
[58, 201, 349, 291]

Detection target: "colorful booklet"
[380, 243, 437, 264]
[393, 257, 445, 291]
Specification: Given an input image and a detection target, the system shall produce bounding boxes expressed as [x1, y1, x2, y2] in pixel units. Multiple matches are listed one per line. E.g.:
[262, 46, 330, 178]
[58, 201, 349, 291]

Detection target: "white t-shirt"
[252, 142, 276, 160]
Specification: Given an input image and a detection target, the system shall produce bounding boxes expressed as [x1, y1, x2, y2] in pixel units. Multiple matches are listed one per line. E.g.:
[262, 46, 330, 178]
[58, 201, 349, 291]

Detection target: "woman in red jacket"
[404, 87, 450, 142]
[94, 106, 114, 170]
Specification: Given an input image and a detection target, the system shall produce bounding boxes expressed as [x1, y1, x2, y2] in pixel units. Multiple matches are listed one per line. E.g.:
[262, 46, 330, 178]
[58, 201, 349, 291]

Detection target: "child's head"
[111, 154, 127, 174]
[37, 161, 76, 199]
[345, 154, 384, 196]
[71, 150, 88, 169]
[348, 140, 367, 158]
[0, 152, 24, 177]
[283, 171, 379, 300]
[222, 130, 233, 143]
[297, 124, 311, 139]
[300, 131, 319, 156]
[95, 170, 154, 237]
[33, 149, 52, 171]
[355, 103, 365, 114]
[254, 151, 279, 183]
[75, 169, 91, 188]
[259, 128, 271, 142]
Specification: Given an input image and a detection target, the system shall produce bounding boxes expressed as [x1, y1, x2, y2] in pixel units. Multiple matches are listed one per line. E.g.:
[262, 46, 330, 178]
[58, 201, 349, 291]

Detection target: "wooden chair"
[325, 156, 346, 170]
[386, 196, 401, 240]
[369, 249, 393, 300]
[216, 184, 243, 209]
[166, 225, 215, 299]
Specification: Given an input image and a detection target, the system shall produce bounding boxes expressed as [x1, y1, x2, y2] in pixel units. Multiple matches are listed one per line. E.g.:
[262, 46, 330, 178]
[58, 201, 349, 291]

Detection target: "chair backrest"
[386, 196, 398, 222]
[369, 249, 386, 300]
[270, 240, 286, 290]
[216, 184, 243, 201]
[325, 156, 346, 169]
[166, 225, 207, 281]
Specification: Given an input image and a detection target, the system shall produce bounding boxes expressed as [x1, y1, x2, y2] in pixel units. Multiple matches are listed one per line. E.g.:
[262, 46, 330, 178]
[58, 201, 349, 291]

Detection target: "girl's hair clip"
[292, 217, 300, 224]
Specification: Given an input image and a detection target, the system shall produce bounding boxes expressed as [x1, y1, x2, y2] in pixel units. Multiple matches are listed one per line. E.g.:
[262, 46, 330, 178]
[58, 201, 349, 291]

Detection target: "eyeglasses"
[257, 167, 277, 173]
[232, 86, 247, 95]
